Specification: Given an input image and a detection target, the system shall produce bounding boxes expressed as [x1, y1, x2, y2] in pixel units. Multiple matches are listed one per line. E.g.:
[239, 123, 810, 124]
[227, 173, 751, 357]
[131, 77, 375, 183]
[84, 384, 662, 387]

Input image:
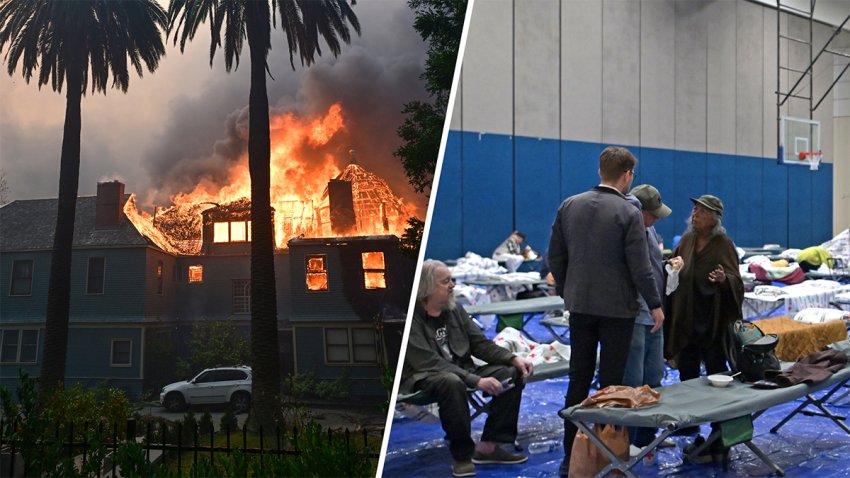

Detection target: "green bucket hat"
[630, 184, 671, 219]
[690, 195, 724, 216]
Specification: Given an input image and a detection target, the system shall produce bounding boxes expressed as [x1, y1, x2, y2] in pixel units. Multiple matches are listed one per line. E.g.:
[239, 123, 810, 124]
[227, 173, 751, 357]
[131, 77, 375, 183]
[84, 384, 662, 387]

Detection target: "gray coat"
[548, 185, 662, 318]
[400, 304, 516, 394]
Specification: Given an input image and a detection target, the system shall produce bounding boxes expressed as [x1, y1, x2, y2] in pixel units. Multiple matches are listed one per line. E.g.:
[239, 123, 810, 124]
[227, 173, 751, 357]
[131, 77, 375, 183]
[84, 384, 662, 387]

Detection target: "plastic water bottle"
[527, 440, 560, 454]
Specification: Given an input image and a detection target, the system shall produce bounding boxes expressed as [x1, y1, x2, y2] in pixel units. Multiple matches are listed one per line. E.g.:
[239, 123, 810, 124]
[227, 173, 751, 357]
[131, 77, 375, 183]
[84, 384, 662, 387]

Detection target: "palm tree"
[167, 0, 359, 426]
[0, 1, 166, 394]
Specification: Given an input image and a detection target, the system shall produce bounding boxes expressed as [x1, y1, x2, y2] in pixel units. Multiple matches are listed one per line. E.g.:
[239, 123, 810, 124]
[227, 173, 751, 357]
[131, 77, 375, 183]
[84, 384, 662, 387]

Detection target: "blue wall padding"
[762, 161, 790, 246]
[425, 130, 833, 261]
[461, 132, 515, 256]
[429, 132, 463, 261]
[789, 168, 815, 248]
[515, 136, 562, 254]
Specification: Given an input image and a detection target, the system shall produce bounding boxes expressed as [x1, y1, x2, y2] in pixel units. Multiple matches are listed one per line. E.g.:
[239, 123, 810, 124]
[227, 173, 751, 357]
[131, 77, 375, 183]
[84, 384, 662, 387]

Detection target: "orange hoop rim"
[798, 151, 823, 161]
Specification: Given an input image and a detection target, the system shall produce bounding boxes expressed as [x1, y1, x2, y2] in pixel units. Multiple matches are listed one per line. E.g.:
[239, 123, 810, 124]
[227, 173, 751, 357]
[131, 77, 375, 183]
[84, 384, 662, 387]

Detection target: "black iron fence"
[0, 417, 380, 477]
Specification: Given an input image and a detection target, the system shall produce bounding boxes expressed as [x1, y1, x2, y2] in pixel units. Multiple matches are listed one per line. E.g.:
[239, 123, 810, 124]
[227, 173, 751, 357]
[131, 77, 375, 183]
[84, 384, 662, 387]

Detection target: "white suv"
[160, 366, 252, 413]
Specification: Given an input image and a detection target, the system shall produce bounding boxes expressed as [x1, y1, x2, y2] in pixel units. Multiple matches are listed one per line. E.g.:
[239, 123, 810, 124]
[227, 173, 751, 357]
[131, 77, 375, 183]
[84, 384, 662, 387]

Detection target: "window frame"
[323, 327, 378, 365]
[0, 329, 39, 364]
[188, 265, 204, 284]
[86, 257, 106, 295]
[213, 220, 251, 243]
[9, 259, 34, 296]
[232, 279, 251, 314]
[361, 251, 386, 290]
[305, 254, 329, 292]
[156, 260, 163, 295]
[110, 338, 132, 368]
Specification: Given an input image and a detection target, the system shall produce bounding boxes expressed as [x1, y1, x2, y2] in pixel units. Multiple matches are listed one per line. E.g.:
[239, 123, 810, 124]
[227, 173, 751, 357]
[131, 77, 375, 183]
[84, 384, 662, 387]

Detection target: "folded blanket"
[492, 327, 570, 366]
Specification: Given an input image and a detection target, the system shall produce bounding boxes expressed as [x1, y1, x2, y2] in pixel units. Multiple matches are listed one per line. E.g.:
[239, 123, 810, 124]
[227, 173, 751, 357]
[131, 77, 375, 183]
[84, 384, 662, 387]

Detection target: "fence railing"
[0, 417, 380, 477]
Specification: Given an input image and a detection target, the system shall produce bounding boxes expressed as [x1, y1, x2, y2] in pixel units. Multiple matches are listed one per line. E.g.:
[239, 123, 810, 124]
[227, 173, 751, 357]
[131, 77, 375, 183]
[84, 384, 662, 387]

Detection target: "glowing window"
[230, 221, 247, 242]
[188, 265, 203, 283]
[362, 252, 386, 289]
[156, 260, 163, 295]
[306, 254, 328, 291]
[213, 222, 229, 243]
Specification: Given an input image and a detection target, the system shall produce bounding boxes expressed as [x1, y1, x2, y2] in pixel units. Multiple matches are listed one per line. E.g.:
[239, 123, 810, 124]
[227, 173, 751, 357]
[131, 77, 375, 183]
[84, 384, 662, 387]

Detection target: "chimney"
[328, 179, 356, 235]
[96, 181, 125, 229]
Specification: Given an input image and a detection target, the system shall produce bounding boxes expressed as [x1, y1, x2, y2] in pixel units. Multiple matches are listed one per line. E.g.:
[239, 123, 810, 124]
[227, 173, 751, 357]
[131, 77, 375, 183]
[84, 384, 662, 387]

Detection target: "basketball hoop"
[799, 151, 823, 171]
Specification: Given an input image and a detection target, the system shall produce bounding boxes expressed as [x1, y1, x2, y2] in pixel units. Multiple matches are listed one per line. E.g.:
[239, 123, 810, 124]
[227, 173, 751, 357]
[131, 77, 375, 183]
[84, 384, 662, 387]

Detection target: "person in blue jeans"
[623, 184, 675, 462]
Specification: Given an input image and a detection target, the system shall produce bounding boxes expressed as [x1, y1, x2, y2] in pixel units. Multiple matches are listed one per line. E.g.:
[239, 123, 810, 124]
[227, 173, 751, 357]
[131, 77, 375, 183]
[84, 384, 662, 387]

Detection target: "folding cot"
[559, 353, 850, 478]
[463, 295, 565, 341]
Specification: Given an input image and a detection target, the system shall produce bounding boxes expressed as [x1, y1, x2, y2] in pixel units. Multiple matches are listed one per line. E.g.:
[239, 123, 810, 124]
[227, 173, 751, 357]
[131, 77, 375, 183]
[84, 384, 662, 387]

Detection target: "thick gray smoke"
[141, 1, 430, 216]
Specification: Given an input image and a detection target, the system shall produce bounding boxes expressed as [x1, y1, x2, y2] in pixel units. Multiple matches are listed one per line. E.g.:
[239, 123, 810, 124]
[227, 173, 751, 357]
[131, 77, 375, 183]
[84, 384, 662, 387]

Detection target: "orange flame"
[149, 103, 412, 252]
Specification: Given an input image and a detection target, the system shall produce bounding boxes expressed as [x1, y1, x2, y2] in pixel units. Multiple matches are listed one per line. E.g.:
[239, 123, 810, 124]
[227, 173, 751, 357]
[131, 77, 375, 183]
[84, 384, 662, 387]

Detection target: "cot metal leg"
[742, 441, 785, 476]
[772, 380, 850, 435]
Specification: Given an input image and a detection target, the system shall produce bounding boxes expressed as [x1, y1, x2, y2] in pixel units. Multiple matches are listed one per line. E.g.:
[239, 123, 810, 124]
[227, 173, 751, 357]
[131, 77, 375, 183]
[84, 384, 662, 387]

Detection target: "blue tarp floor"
[383, 310, 850, 478]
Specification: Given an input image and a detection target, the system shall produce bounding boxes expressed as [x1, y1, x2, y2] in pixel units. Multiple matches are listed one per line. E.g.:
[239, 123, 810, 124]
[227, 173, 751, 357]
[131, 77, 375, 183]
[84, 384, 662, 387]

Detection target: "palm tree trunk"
[40, 69, 83, 393]
[246, 2, 282, 427]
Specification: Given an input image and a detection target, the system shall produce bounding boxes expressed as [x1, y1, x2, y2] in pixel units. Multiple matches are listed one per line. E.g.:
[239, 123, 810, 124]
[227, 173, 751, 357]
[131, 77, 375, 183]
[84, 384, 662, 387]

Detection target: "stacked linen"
[491, 327, 570, 366]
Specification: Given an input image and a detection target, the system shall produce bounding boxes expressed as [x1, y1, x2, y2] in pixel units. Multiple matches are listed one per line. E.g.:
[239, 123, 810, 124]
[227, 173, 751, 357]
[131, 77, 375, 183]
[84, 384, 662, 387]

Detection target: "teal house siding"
[294, 325, 386, 397]
[0, 251, 51, 323]
[65, 327, 144, 397]
[70, 248, 147, 322]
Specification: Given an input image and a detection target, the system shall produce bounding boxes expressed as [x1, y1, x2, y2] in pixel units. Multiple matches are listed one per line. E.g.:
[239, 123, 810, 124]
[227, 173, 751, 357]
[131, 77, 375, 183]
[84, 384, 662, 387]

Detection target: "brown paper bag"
[568, 424, 630, 478]
[580, 385, 661, 409]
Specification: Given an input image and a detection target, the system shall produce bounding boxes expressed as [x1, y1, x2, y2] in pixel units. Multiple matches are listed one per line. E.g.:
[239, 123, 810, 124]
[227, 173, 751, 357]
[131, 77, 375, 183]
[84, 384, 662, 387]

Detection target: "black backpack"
[726, 320, 781, 383]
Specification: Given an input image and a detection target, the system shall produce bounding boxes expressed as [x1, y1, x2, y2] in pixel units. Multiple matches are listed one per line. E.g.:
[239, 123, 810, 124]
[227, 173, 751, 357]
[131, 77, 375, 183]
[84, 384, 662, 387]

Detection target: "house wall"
[65, 326, 144, 397]
[0, 250, 51, 322]
[293, 324, 387, 397]
[143, 249, 179, 321]
[427, 0, 847, 260]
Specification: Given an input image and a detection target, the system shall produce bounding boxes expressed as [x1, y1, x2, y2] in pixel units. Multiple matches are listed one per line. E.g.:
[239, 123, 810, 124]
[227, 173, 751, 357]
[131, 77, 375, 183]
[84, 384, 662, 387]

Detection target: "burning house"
[0, 164, 414, 399]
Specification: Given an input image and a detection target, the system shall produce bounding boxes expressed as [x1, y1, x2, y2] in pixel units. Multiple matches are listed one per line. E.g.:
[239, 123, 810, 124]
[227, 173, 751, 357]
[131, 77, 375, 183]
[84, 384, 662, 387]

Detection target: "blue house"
[0, 178, 413, 400]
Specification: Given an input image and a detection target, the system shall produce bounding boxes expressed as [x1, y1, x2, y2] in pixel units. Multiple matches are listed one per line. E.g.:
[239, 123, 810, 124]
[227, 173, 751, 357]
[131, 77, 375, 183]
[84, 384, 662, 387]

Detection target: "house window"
[188, 265, 203, 283]
[233, 279, 251, 314]
[306, 254, 328, 291]
[156, 260, 163, 295]
[86, 257, 105, 294]
[111, 339, 132, 367]
[0, 329, 39, 363]
[325, 328, 350, 363]
[10, 260, 33, 296]
[361, 252, 386, 289]
[352, 328, 378, 363]
[324, 328, 377, 364]
[214, 221, 251, 243]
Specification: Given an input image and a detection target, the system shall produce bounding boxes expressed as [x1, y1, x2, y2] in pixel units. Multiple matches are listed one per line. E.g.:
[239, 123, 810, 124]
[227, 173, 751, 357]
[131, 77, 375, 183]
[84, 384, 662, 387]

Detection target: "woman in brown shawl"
[665, 195, 744, 463]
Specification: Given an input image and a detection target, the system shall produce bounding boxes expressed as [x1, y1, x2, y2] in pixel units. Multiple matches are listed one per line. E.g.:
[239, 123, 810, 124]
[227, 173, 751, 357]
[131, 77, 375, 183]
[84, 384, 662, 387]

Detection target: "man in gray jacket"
[400, 259, 534, 477]
[547, 146, 664, 476]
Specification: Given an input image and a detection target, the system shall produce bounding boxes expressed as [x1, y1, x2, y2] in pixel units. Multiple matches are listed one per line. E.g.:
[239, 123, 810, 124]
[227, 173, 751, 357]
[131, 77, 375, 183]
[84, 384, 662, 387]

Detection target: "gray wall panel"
[461, 0, 513, 135]
[674, 0, 708, 153]
[786, 15, 811, 119]
[562, 0, 602, 142]
[764, 9, 779, 157]
[737, 0, 764, 157]
[814, 23, 833, 162]
[515, 0, 560, 138]
[450, 74, 462, 130]
[602, 0, 641, 146]
[640, 0, 676, 149]
[707, 0, 737, 155]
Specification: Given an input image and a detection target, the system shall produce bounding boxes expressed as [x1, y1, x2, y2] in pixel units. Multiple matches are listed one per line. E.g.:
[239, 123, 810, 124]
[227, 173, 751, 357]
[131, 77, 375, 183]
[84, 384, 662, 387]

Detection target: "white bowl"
[707, 374, 733, 388]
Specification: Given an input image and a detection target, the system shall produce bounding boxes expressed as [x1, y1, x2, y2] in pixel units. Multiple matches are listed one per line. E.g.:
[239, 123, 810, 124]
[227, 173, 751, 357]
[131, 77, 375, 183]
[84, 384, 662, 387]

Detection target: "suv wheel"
[164, 392, 186, 412]
[231, 391, 251, 414]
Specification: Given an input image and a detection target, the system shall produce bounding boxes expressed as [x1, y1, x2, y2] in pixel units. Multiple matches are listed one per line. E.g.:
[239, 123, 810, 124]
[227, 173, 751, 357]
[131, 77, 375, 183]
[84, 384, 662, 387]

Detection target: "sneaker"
[452, 460, 476, 477]
[471, 446, 529, 465]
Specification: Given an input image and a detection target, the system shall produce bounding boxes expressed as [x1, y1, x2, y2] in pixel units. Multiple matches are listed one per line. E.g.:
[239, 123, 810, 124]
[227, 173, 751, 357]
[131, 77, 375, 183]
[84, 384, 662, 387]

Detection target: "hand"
[511, 356, 533, 379]
[668, 256, 684, 271]
[708, 264, 726, 283]
[650, 308, 664, 333]
[476, 377, 503, 396]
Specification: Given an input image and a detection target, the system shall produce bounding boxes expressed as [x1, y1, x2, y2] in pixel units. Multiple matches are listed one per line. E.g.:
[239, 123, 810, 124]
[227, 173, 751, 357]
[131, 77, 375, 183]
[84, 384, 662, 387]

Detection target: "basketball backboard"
[779, 116, 822, 167]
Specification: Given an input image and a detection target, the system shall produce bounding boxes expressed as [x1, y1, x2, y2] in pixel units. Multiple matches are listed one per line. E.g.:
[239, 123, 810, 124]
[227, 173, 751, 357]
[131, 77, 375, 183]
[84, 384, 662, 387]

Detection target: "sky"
[0, 1, 431, 216]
